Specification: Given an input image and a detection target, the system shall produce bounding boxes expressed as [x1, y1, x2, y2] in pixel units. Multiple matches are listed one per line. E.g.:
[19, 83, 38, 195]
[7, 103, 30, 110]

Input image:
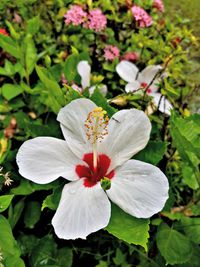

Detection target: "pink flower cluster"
[131, 5, 152, 28]
[64, 5, 107, 32]
[104, 45, 120, 61]
[121, 51, 139, 62]
[64, 5, 87, 26]
[86, 9, 107, 32]
[153, 0, 164, 12]
[0, 28, 9, 36]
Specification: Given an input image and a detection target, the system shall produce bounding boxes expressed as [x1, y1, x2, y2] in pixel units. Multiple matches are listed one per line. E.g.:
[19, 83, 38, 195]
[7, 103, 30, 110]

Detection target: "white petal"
[116, 60, 139, 83]
[77, 61, 91, 89]
[57, 99, 97, 158]
[16, 137, 81, 184]
[99, 109, 151, 169]
[52, 180, 111, 239]
[138, 65, 163, 85]
[107, 160, 169, 218]
[151, 92, 173, 115]
[125, 81, 140, 93]
[89, 84, 107, 96]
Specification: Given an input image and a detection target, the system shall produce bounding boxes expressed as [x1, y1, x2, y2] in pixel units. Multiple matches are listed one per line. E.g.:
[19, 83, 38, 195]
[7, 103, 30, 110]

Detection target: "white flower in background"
[16, 98, 169, 240]
[116, 60, 173, 115]
[72, 60, 107, 96]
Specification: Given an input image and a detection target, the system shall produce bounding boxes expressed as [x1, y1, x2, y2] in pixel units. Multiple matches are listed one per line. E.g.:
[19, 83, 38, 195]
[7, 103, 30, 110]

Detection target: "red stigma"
[75, 153, 115, 187]
[140, 82, 152, 94]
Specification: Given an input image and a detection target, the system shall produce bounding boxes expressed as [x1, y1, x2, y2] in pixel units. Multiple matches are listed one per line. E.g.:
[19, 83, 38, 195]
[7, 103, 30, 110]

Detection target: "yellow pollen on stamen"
[84, 107, 109, 169]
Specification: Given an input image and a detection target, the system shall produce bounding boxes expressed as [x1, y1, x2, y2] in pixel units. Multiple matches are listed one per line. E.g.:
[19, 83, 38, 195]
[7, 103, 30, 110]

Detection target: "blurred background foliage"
[0, 0, 199, 267]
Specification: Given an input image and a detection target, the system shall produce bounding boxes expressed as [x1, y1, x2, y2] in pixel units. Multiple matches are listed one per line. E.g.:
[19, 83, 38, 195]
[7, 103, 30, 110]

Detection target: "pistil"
[84, 107, 109, 170]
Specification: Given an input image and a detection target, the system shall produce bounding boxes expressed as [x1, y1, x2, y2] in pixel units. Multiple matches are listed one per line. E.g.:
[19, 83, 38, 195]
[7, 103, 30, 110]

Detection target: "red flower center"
[140, 82, 152, 94]
[75, 153, 115, 187]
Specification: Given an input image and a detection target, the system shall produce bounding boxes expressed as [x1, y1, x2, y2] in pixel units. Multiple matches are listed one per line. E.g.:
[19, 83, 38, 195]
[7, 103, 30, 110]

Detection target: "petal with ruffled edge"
[89, 84, 107, 96]
[125, 81, 140, 93]
[99, 109, 151, 169]
[150, 92, 173, 115]
[107, 160, 169, 218]
[52, 179, 111, 239]
[77, 61, 91, 89]
[16, 137, 82, 184]
[116, 60, 139, 83]
[57, 98, 97, 158]
[138, 65, 163, 86]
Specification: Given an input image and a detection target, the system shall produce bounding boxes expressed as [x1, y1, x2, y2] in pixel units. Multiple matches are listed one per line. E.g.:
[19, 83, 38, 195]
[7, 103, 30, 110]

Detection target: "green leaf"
[170, 112, 200, 188]
[24, 34, 37, 75]
[8, 199, 25, 229]
[178, 217, 200, 244]
[156, 223, 193, 265]
[0, 60, 20, 76]
[175, 244, 200, 267]
[106, 204, 150, 250]
[56, 247, 73, 267]
[0, 215, 25, 266]
[24, 201, 41, 229]
[1, 84, 23, 101]
[35, 65, 65, 113]
[113, 248, 127, 266]
[6, 20, 20, 40]
[17, 234, 39, 256]
[170, 112, 200, 162]
[191, 201, 200, 216]
[29, 235, 57, 267]
[42, 186, 62, 211]
[4, 256, 25, 267]
[90, 89, 117, 117]
[27, 16, 40, 35]
[11, 179, 35, 195]
[63, 52, 90, 82]
[134, 141, 168, 165]
[0, 194, 14, 212]
[0, 34, 21, 59]
[182, 164, 199, 190]
[11, 179, 59, 196]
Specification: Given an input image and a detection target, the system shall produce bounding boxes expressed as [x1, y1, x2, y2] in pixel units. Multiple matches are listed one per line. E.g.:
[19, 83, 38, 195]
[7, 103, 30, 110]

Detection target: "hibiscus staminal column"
[84, 107, 109, 170]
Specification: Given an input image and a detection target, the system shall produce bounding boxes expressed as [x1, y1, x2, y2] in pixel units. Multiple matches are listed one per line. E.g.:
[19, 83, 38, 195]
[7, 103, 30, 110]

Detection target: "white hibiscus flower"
[16, 98, 169, 240]
[72, 60, 107, 96]
[116, 60, 173, 115]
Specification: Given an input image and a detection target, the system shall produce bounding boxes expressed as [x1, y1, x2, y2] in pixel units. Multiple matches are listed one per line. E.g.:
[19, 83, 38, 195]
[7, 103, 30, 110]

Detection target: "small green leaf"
[6, 20, 20, 40]
[27, 16, 40, 35]
[134, 141, 168, 165]
[0, 194, 14, 212]
[178, 217, 200, 244]
[0, 215, 25, 266]
[57, 247, 73, 267]
[106, 204, 150, 250]
[63, 52, 90, 82]
[2, 84, 23, 101]
[24, 34, 37, 75]
[29, 235, 57, 267]
[156, 223, 193, 265]
[24, 201, 41, 229]
[113, 248, 127, 265]
[182, 164, 199, 190]
[4, 256, 25, 267]
[42, 186, 62, 211]
[9, 199, 25, 229]
[36, 65, 65, 113]
[0, 34, 21, 58]
[90, 89, 117, 117]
